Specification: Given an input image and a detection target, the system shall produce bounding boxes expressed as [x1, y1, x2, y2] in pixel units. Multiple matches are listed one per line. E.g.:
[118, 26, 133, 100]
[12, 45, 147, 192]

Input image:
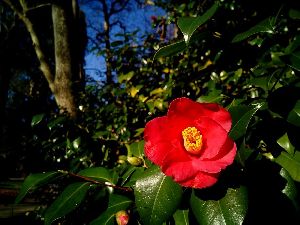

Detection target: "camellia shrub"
[14, 1, 300, 225]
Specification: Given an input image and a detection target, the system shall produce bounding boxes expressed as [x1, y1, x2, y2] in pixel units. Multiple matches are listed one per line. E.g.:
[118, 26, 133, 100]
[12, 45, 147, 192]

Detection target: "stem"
[67, 171, 133, 192]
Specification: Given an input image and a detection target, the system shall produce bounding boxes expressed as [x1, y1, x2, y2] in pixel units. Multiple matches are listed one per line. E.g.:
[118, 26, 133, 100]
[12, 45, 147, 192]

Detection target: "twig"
[67, 171, 133, 192]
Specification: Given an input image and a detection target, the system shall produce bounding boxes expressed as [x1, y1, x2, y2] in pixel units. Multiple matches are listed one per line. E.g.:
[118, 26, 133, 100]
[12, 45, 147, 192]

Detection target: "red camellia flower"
[144, 97, 236, 189]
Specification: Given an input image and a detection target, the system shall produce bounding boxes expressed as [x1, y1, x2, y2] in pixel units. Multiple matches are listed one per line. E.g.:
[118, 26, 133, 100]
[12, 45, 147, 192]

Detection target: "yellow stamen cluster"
[182, 127, 203, 154]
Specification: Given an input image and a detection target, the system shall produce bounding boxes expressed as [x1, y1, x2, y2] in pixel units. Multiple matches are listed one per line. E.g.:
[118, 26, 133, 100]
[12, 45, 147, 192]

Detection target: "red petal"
[163, 160, 198, 182]
[144, 140, 174, 166]
[195, 117, 228, 159]
[168, 98, 232, 132]
[179, 172, 219, 189]
[144, 116, 170, 143]
[192, 137, 237, 173]
[200, 103, 232, 132]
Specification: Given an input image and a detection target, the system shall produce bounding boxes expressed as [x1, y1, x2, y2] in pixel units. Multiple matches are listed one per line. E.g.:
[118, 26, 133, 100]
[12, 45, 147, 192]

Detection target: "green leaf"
[287, 100, 300, 126]
[173, 209, 189, 225]
[15, 171, 61, 204]
[229, 103, 264, 140]
[232, 17, 275, 43]
[44, 182, 90, 225]
[289, 51, 300, 71]
[177, 3, 218, 43]
[153, 41, 186, 60]
[73, 137, 81, 149]
[118, 71, 134, 83]
[280, 168, 299, 209]
[127, 140, 144, 157]
[190, 187, 248, 225]
[277, 133, 295, 155]
[134, 165, 182, 225]
[289, 9, 300, 20]
[89, 194, 132, 225]
[31, 114, 45, 127]
[111, 40, 123, 47]
[275, 151, 300, 182]
[197, 89, 223, 103]
[236, 140, 253, 167]
[78, 167, 114, 184]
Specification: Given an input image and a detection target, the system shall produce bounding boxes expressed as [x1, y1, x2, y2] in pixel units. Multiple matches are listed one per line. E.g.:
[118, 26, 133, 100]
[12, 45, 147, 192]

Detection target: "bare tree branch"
[3, 0, 55, 89]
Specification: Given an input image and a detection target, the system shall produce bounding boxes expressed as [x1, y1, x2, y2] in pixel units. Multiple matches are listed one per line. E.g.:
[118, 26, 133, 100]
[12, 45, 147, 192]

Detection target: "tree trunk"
[52, 1, 78, 118]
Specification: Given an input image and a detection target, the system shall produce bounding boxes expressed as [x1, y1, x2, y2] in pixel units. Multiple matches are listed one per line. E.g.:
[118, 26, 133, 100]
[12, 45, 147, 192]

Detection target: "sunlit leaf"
[232, 17, 275, 43]
[277, 133, 295, 155]
[190, 186, 248, 225]
[44, 182, 90, 225]
[135, 165, 182, 225]
[173, 209, 189, 225]
[89, 194, 132, 225]
[128, 141, 144, 157]
[275, 151, 300, 182]
[229, 103, 264, 140]
[15, 171, 61, 204]
[177, 3, 218, 43]
[280, 168, 299, 209]
[78, 167, 114, 183]
[287, 100, 300, 126]
[31, 114, 45, 127]
[118, 71, 134, 83]
[153, 41, 186, 60]
[73, 137, 81, 149]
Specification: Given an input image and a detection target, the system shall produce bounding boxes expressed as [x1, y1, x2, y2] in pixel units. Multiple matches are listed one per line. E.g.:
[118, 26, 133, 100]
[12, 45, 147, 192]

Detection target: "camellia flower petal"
[144, 97, 236, 189]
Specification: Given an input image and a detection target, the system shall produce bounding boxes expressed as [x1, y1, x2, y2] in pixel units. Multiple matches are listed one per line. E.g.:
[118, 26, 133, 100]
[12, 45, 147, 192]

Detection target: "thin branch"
[109, 0, 130, 16]
[67, 172, 133, 192]
[3, 0, 55, 89]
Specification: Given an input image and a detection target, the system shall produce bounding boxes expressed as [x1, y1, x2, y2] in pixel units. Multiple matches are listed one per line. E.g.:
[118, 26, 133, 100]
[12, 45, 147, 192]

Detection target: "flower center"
[182, 127, 203, 154]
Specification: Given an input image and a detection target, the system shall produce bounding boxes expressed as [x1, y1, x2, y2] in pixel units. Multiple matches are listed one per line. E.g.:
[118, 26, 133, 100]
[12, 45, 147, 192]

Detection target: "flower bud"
[116, 210, 129, 225]
[127, 156, 143, 166]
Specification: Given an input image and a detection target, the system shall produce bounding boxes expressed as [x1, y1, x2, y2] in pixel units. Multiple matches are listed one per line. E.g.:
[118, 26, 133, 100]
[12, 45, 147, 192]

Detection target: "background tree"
[3, 0, 87, 118]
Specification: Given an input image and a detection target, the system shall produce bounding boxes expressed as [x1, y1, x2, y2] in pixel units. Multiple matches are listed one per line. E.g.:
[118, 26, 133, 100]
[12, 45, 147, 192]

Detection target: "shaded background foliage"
[0, 0, 300, 224]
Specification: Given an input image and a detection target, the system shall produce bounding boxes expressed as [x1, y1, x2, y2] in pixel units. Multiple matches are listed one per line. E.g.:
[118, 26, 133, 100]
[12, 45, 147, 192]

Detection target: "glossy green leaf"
[73, 137, 81, 149]
[229, 103, 264, 140]
[285, 35, 300, 54]
[89, 194, 132, 225]
[275, 151, 300, 182]
[121, 167, 145, 187]
[232, 17, 275, 43]
[177, 3, 218, 43]
[78, 167, 114, 183]
[47, 116, 66, 130]
[31, 114, 45, 127]
[153, 41, 186, 60]
[44, 182, 90, 225]
[15, 171, 61, 204]
[190, 186, 248, 225]
[287, 100, 300, 126]
[280, 168, 299, 209]
[277, 133, 295, 155]
[236, 140, 253, 167]
[173, 209, 189, 225]
[289, 51, 300, 71]
[128, 140, 144, 157]
[135, 166, 182, 225]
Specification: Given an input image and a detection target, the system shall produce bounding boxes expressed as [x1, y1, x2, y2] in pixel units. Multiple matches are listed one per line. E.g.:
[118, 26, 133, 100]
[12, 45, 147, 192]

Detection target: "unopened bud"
[116, 210, 129, 225]
[127, 156, 143, 166]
